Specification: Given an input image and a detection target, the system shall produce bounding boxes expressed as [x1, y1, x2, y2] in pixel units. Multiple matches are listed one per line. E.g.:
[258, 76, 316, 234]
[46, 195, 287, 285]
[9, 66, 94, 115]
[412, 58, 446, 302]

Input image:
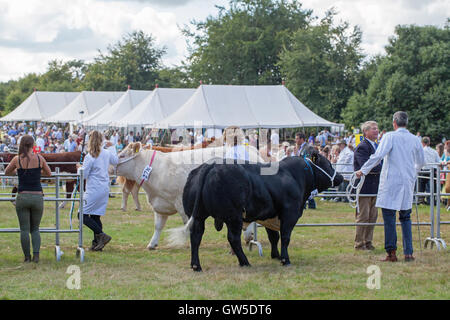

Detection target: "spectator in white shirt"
[195, 130, 204, 145]
[333, 141, 354, 202]
[416, 132, 422, 143]
[110, 131, 119, 146]
[56, 128, 63, 140]
[270, 130, 280, 146]
[418, 136, 441, 204]
[125, 131, 134, 145]
[35, 135, 45, 152]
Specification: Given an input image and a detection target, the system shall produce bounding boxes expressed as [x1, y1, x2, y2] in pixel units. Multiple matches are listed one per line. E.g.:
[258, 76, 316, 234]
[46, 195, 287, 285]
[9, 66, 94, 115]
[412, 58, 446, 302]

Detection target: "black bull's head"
[303, 146, 344, 191]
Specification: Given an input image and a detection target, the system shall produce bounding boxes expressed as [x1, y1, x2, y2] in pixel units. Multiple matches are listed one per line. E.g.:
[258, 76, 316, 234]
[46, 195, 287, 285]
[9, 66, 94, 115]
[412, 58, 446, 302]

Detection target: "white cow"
[112, 142, 264, 250]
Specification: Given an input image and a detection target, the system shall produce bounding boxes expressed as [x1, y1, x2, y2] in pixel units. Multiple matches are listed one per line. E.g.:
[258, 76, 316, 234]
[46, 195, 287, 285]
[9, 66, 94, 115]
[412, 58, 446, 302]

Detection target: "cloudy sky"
[0, 0, 448, 82]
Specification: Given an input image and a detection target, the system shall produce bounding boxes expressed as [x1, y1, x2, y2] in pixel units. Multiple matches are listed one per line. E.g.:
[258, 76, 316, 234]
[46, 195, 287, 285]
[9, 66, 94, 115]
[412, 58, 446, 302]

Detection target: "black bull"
[182, 150, 344, 271]
[0, 152, 83, 199]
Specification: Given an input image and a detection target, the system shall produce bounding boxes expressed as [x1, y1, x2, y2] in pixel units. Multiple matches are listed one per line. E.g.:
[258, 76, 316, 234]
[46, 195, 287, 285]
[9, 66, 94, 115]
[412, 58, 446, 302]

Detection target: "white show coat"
[80, 146, 118, 216]
[360, 128, 425, 211]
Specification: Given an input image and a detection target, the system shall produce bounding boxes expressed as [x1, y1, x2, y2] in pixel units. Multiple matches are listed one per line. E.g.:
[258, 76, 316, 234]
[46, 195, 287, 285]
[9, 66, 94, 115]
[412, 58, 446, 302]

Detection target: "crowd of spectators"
[0, 122, 156, 155]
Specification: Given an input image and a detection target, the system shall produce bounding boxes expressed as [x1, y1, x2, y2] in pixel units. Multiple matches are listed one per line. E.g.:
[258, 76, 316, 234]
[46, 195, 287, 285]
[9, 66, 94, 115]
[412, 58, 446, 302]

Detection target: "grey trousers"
[15, 193, 44, 257]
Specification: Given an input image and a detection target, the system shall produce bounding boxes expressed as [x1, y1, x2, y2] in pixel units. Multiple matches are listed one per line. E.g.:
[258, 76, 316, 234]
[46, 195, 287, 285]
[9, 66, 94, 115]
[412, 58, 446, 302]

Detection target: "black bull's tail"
[166, 162, 216, 247]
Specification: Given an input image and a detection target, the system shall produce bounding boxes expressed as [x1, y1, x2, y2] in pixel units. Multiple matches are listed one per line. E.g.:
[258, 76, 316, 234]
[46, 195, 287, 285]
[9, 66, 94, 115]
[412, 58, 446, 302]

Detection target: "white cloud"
[301, 0, 450, 57]
[0, 47, 70, 81]
[0, 0, 448, 82]
[0, 0, 186, 80]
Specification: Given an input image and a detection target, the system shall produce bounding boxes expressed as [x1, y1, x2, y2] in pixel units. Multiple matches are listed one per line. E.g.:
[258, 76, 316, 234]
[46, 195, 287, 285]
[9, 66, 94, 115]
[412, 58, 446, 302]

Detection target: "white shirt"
[111, 134, 119, 146]
[270, 132, 280, 146]
[36, 137, 45, 151]
[366, 138, 377, 151]
[225, 145, 249, 161]
[336, 146, 354, 180]
[422, 146, 441, 170]
[80, 146, 119, 216]
[360, 128, 425, 210]
[126, 135, 134, 143]
[195, 134, 204, 145]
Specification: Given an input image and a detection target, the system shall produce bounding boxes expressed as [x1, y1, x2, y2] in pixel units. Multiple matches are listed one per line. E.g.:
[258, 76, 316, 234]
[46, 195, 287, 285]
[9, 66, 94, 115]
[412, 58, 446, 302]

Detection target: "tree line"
[0, 0, 448, 143]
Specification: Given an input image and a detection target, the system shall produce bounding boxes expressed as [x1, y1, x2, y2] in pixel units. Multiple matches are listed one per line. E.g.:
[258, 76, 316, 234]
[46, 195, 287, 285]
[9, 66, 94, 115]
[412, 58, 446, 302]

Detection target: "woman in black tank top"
[5, 135, 51, 263]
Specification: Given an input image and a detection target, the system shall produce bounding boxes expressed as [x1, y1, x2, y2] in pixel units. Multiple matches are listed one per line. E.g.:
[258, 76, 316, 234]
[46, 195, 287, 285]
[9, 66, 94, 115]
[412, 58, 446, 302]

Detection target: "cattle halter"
[304, 157, 338, 187]
[114, 153, 139, 177]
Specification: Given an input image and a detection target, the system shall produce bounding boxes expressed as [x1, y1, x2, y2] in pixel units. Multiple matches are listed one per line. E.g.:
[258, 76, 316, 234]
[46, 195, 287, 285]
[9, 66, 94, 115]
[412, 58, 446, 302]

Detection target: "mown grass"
[0, 187, 449, 300]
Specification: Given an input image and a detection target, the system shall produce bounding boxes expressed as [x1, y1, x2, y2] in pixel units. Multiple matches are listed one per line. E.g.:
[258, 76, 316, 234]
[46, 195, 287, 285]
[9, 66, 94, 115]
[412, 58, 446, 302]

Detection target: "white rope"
[304, 158, 337, 187]
[346, 173, 365, 213]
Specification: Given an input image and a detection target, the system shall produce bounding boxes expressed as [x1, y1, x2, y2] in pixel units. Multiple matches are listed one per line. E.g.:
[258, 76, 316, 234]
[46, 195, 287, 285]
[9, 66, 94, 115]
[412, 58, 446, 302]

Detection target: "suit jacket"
[353, 138, 382, 195]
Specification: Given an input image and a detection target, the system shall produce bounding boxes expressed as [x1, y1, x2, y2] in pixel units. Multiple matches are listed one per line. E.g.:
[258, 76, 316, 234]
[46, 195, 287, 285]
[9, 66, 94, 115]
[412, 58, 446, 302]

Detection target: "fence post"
[76, 168, 85, 262]
[55, 167, 63, 261]
[435, 165, 447, 249]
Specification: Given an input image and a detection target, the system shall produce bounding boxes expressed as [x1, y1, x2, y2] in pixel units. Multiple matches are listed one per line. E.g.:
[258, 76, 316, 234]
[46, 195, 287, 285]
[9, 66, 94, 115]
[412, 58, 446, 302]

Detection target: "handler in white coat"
[77, 130, 119, 251]
[356, 111, 425, 262]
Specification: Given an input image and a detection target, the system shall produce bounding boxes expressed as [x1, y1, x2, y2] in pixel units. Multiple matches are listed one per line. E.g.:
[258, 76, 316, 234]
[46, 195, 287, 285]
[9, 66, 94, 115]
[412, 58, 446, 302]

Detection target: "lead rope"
[346, 173, 365, 213]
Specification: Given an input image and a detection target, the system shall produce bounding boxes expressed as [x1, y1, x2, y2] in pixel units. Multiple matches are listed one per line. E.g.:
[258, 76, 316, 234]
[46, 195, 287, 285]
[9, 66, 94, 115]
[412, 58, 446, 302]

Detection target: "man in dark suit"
[353, 121, 382, 250]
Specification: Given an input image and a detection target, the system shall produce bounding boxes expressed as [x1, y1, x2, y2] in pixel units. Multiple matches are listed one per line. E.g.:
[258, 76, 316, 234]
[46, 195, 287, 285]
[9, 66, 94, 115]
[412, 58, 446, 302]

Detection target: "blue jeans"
[382, 208, 413, 255]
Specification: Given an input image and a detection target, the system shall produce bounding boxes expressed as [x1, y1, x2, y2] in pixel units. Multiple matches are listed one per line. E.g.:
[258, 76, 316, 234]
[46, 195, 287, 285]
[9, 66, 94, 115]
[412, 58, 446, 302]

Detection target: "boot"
[93, 233, 112, 251]
[24, 255, 31, 263]
[90, 234, 102, 251]
[404, 254, 415, 262]
[381, 250, 397, 262]
[32, 253, 39, 263]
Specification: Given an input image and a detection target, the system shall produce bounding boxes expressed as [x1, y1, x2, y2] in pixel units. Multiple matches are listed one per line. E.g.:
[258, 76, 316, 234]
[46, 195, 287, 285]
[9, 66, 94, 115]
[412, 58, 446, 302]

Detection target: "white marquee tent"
[1, 91, 79, 121]
[115, 88, 196, 127]
[152, 85, 343, 129]
[82, 101, 112, 127]
[82, 89, 152, 127]
[44, 91, 124, 123]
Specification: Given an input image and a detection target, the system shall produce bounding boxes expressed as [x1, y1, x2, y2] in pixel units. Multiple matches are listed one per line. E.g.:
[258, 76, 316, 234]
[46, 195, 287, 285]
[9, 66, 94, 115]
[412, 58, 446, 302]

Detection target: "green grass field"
[0, 187, 449, 300]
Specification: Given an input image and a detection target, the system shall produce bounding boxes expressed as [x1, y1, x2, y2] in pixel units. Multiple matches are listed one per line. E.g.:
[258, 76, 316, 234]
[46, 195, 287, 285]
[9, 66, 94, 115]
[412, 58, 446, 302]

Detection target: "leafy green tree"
[39, 59, 85, 91]
[342, 23, 450, 142]
[279, 9, 364, 122]
[0, 73, 40, 114]
[82, 30, 166, 91]
[340, 56, 382, 127]
[155, 66, 195, 88]
[184, 0, 312, 85]
[0, 60, 83, 116]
